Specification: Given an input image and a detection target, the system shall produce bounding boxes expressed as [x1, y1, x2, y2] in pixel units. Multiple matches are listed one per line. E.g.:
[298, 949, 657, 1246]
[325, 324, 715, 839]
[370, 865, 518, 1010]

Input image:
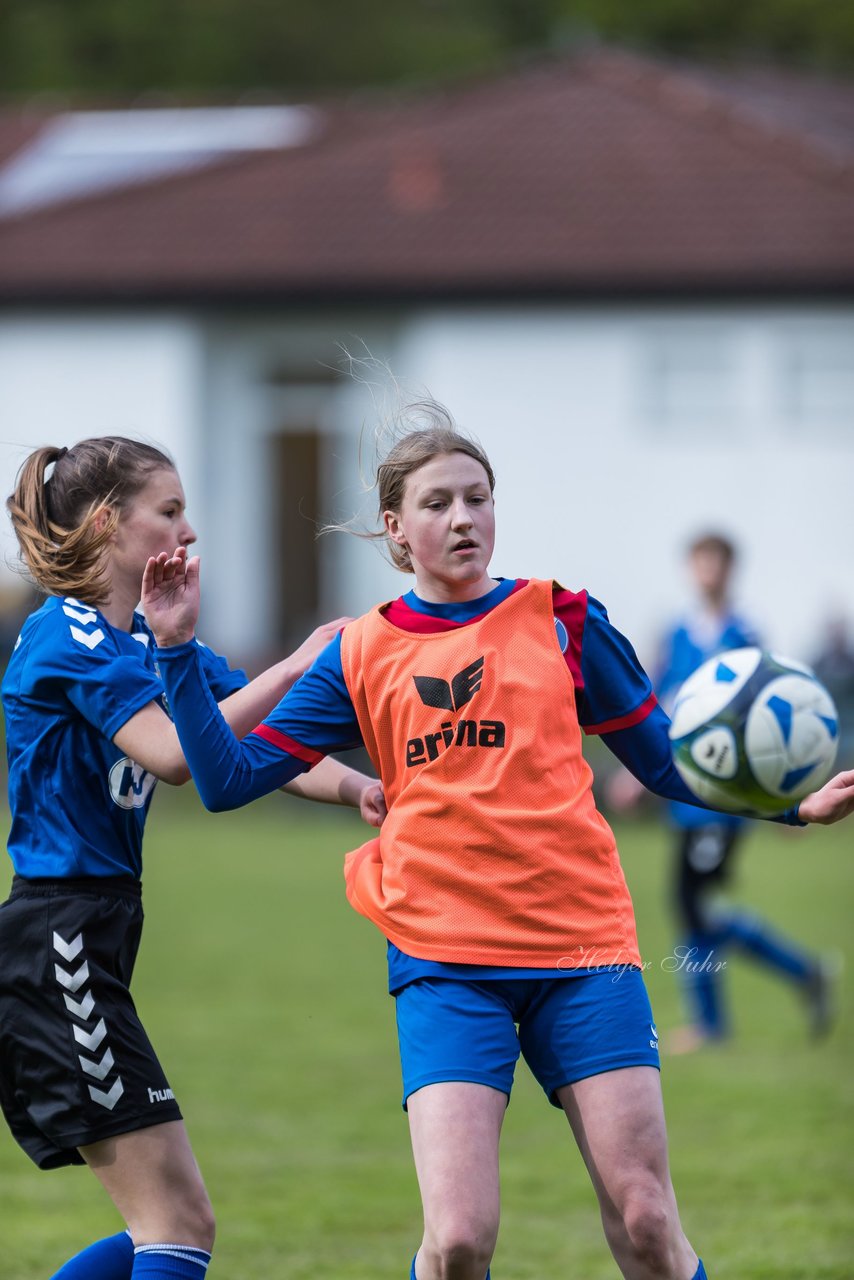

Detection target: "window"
[780, 328, 854, 428]
[639, 330, 738, 430]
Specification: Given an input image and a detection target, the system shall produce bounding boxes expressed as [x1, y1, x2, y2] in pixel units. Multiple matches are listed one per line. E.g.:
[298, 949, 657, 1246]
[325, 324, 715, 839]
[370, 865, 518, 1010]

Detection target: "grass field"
[1, 788, 852, 1279]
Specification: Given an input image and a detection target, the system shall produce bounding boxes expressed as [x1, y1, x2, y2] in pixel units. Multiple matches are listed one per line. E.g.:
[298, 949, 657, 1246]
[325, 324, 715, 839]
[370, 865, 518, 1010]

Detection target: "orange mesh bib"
[340, 579, 640, 968]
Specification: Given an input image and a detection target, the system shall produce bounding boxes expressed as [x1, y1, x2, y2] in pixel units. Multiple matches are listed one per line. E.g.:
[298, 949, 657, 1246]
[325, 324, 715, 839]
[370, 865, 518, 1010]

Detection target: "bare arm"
[283, 759, 387, 828]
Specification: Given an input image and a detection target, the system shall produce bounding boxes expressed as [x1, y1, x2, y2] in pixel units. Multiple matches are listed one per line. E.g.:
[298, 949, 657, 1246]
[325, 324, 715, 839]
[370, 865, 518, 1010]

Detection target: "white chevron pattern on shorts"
[52, 925, 126, 1112]
[54, 959, 89, 992]
[63, 989, 96, 1019]
[79, 1046, 115, 1081]
[52, 930, 83, 961]
[88, 1078, 125, 1110]
[73, 1017, 107, 1052]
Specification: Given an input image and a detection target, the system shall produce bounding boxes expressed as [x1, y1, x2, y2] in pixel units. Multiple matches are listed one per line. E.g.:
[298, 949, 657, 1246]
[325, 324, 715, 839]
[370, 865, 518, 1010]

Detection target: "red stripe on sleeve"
[584, 691, 659, 737]
[250, 723, 325, 766]
[552, 585, 587, 690]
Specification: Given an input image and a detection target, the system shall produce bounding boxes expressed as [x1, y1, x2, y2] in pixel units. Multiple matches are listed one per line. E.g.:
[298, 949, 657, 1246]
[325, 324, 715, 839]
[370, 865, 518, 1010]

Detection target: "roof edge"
[2, 277, 854, 309]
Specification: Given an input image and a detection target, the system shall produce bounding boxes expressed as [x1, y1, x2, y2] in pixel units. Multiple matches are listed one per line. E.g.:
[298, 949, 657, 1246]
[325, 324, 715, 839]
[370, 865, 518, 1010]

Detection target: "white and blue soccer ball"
[668, 647, 839, 816]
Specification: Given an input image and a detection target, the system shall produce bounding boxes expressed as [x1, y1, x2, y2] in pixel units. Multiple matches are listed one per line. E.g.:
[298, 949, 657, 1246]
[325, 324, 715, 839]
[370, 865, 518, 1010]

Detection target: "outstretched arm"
[283, 761, 386, 828]
[604, 705, 854, 826]
[797, 770, 854, 824]
[576, 599, 843, 826]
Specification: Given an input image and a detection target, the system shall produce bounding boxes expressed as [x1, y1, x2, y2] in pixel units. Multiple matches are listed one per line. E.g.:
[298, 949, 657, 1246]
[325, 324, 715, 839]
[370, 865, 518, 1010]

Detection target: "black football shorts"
[0, 875, 182, 1169]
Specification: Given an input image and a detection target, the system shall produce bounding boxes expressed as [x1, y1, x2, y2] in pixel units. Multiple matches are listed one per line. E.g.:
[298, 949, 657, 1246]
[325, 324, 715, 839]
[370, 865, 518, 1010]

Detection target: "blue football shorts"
[394, 968, 660, 1108]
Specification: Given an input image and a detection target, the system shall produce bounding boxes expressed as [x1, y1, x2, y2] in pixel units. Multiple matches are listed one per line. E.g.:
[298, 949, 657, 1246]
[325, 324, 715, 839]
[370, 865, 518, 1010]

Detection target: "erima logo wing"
[407, 656, 504, 767]
[413, 656, 484, 711]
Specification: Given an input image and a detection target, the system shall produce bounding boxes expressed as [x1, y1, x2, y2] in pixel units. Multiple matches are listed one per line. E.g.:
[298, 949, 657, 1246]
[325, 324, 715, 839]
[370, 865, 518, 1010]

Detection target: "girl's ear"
[383, 510, 407, 547]
[92, 505, 114, 535]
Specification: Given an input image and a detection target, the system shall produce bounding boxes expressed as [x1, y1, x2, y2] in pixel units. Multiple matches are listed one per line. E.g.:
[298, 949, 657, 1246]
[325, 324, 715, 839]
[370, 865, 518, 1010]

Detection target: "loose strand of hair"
[321, 347, 468, 571]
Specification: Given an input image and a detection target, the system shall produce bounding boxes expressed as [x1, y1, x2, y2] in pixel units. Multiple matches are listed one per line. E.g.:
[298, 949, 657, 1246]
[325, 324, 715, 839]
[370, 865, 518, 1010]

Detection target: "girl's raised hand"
[798, 769, 854, 825]
[141, 547, 201, 647]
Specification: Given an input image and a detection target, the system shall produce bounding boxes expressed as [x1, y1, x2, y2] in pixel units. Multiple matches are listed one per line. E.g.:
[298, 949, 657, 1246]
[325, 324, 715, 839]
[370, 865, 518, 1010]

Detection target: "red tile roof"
[0, 49, 852, 301]
[0, 107, 51, 169]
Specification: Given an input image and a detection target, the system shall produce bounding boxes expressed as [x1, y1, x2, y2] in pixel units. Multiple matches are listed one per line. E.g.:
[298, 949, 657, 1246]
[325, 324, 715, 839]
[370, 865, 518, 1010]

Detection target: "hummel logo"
[413, 656, 484, 711]
[148, 1086, 176, 1104]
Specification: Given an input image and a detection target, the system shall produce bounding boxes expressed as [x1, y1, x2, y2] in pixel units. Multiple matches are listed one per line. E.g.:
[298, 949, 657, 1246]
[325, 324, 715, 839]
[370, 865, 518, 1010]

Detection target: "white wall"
[391, 304, 854, 666]
[1, 302, 851, 674]
[0, 312, 206, 591]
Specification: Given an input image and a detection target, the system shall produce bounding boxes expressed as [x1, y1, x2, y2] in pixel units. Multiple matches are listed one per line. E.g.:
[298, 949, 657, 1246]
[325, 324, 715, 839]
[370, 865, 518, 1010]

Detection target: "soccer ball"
[668, 648, 839, 816]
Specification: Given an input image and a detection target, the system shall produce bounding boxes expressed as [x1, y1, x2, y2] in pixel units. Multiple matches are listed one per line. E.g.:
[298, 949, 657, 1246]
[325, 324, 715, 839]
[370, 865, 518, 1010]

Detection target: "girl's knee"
[621, 1188, 677, 1270]
[131, 1186, 216, 1252]
[188, 1194, 216, 1252]
[422, 1216, 496, 1279]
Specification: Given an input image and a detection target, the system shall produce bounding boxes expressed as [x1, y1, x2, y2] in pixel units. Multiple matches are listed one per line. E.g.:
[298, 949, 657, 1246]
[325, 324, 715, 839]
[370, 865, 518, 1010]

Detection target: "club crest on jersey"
[109, 756, 157, 809]
[407, 655, 505, 767]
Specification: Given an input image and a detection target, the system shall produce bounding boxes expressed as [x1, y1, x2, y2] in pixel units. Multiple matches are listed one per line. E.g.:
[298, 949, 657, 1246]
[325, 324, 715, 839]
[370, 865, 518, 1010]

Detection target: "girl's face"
[690, 547, 731, 604]
[384, 451, 496, 602]
[109, 467, 197, 586]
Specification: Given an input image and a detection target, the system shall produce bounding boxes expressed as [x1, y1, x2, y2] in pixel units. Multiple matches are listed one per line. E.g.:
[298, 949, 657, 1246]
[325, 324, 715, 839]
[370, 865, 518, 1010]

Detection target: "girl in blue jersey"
[656, 533, 834, 1050]
[141, 415, 854, 1280]
[0, 437, 383, 1280]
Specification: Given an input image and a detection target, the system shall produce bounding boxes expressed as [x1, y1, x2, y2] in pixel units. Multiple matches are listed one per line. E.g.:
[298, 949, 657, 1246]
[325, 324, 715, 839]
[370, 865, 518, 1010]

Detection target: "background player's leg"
[670, 827, 731, 1052]
[407, 1082, 504, 1280]
[557, 1066, 700, 1280]
[81, 1121, 215, 1253]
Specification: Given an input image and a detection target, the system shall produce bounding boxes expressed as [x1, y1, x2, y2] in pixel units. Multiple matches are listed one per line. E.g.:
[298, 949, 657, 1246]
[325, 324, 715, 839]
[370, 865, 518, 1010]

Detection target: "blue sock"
[52, 1231, 134, 1279]
[409, 1256, 490, 1279]
[692, 1260, 708, 1279]
[132, 1245, 212, 1277]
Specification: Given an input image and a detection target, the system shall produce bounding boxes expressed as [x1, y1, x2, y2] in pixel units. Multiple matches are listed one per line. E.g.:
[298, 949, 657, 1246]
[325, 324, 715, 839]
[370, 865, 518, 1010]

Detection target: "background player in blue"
[0, 437, 384, 1280]
[616, 532, 836, 1054]
[140, 413, 854, 1280]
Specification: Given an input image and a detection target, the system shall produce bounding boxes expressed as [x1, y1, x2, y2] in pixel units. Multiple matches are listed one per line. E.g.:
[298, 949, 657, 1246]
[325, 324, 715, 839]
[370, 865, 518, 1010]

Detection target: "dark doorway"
[271, 429, 322, 652]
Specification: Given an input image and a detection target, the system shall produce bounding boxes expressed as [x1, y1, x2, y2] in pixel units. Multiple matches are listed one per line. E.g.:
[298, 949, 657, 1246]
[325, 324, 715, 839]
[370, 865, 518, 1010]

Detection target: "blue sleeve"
[25, 608, 164, 740]
[135, 610, 246, 701]
[155, 631, 362, 811]
[156, 642, 310, 809]
[603, 703, 805, 826]
[602, 703, 712, 806]
[260, 632, 362, 753]
[578, 597, 656, 733]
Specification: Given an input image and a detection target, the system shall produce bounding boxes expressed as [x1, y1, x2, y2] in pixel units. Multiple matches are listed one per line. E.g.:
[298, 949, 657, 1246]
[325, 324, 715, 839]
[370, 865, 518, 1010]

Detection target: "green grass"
[1, 791, 852, 1278]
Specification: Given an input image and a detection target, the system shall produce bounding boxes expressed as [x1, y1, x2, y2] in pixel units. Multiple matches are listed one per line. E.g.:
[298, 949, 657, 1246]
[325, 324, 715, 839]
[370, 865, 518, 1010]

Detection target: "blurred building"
[0, 49, 852, 665]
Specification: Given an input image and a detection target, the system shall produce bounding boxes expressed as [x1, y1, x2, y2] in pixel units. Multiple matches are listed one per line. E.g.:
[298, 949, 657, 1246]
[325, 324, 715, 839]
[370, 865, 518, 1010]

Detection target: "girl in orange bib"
[145, 411, 854, 1280]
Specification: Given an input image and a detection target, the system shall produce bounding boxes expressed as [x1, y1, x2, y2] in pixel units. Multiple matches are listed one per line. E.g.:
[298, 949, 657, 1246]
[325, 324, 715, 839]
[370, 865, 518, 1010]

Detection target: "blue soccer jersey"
[2, 595, 246, 878]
